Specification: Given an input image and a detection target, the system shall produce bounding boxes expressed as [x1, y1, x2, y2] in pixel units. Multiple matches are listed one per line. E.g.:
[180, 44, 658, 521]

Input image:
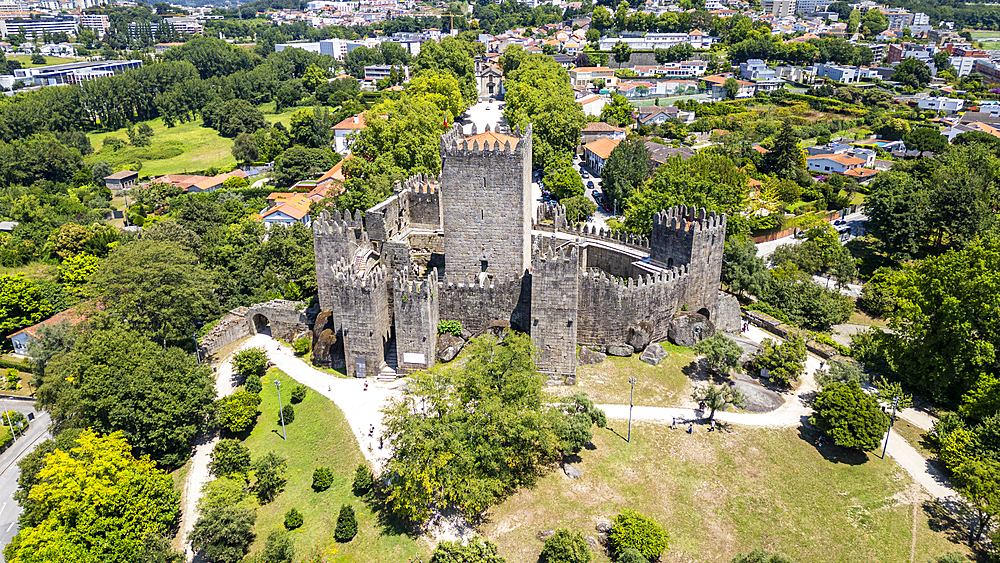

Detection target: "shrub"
[334, 504, 357, 542]
[281, 404, 295, 424]
[216, 391, 262, 433]
[437, 320, 462, 336]
[809, 380, 890, 451]
[539, 529, 591, 563]
[353, 463, 374, 497]
[430, 537, 505, 563]
[253, 452, 287, 503]
[617, 548, 646, 563]
[244, 373, 262, 394]
[291, 384, 306, 403]
[312, 467, 334, 491]
[209, 438, 251, 477]
[607, 509, 669, 562]
[284, 508, 303, 530]
[732, 550, 797, 563]
[292, 336, 310, 356]
[262, 530, 295, 563]
[233, 347, 268, 378]
[0, 410, 26, 430]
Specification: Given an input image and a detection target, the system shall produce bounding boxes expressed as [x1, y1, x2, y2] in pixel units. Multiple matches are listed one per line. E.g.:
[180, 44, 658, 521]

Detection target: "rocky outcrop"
[606, 343, 634, 357]
[578, 346, 607, 365]
[436, 333, 466, 362]
[668, 312, 715, 347]
[639, 343, 667, 365]
[626, 320, 654, 352]
[310, 311, 344, 369]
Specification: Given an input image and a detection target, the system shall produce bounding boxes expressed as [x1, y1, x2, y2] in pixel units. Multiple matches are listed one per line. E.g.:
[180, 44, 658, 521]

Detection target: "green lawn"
[979, 41, 1000, 50]
[483, 423, 970, 563]
[241, 369, 429, 563]
[10, 55, 80, 68]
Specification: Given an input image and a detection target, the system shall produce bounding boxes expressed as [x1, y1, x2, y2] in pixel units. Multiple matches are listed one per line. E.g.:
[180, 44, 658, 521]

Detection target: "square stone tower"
[439, 123, 533, 279]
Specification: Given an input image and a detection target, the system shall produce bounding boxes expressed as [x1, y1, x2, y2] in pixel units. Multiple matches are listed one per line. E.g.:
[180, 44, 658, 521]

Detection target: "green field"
[241, 369, 430, 563]
[10, 55, 80, 68]
[84, 103, 301, 179]
[979, 41, 1000, 50]
[484, 423, 969, 563]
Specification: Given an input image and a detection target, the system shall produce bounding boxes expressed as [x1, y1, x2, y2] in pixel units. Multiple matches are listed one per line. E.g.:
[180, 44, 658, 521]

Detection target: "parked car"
[581, 171, 590, 179]
[587, 181, 594, 188]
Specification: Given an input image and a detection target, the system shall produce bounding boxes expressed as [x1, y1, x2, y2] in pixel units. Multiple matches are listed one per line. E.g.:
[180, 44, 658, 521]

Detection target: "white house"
[806, 154, 866, 174]
[916, 96, 964, 113]
[583, 137, 622, 175]
[333, 112, 366, 154]
[577, 94, 607, 117]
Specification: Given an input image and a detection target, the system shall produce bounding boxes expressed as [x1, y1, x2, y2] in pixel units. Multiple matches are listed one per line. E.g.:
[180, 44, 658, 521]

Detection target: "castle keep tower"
[650, 206, 726, 313]
[530, 240, 580, 384]
[439, 123, 533, 279]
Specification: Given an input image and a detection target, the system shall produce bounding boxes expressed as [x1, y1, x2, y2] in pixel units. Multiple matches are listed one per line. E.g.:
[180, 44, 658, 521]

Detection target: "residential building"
[762, 0, 795, 18]
[949, 56, 985, 77]
[583, 137, 622, 175]
[644, 141, 695, 168]
[79, 14, 109, 36]
[814, 63, 860, 84]
[12, 59, 142, 86]
[569, 67, 617, 89]
[701, 74, 756, 98]
[917, 96, 963, 113]
[581, 122, 625, 144]
[739, 59, 776, 81]
[363, 64, 410, 82]
[163, 17, 201, 35]
[805, 142, 876, 166]
[154, 42, 184, 54]
[796, 0, 830, 13]
[774, 65, 816, 84]
[103, 170, 138, 192]
[880, 8, 914, 31]
[886, 42, 937, 65]
[631, 60, 707, 77]
[973, 59, 1000, 85]
[806, 153, 866, 174]
[596, 30, 717, 51]
[152, 170, 248, 193]
[636, 105, 695, 125]
[577, 93, 607, 116]
[259, 193, 314, 228]
[333, 112, 366, 153]
[0, 15, 76, 37]
[7, 306, 87, 357]
[911, 12, 929, 26]
[940, 121, 1000, 143]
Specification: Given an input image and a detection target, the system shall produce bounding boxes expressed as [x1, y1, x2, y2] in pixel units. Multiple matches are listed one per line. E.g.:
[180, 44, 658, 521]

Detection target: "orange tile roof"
[260, 193, 312, 221]
[583, 137, 622, 160]
[461, 132, 520, 150]
[192, 170, 248, 191]
[844, 168, 878, 178]
[333, 112, 366, 130]
[572, 66, 613, 72]
[807, 154, 866, 166]
[7, 305, 89, 340]
[582, 122, 624, 133]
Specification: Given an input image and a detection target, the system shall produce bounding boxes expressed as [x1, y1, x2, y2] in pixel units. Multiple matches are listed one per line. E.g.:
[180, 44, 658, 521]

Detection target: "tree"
[960, 374, 1000, 423]
[349, 96, 446, 175]
[38, 327, 215, 467]
[232, 132, 259, 165]
[301, 63, 328, 92]
[692, 383, 746, 420]
[411, 37, 477, 104]
[545, 157, 585, 201]
[202, 98, 268, 138]
[4, 430, 179, 563]
[430, 537, 507, 563]
[722, 236, 770, 298]
[861, 8, 888, 35]
[353, 463, 374, 498]
[382, 331, 564, 521]
[600, 93, 635, 127]
[254, 452, 287, 503]
[91, 160, 112, 183]
[612, 41, 632, 65]
[903, 128, 947, 153]
[751, 336, 807, 387]
[334, 505, 357, 542]
[0, 274, 54, 334]
[723, 77, 740, 100]
[591, 6, 613, 30]
[289, 106, 332, 149]
[816, 358, 865, 389]
[233, 347, 268, 379]
[209, 439, 251, 478]
[539, 529, 592, 563]
[281, 403, 295, 423]
[694, 333, 744, 375]
[554, 393, 606, 454]
[607, 509, 669, 562]
[261, 530, 295, 563]
[216, 391, 261, 434]
[408, 70, 468, 119]
[503, 54, 585, 164]
[863, 170, 927, 258]
[284, 508, 303, 530]
[189, 505, 256, 563]
[617, 549, 646, 563]
[91, 240, 218, 346]
[312, 467, 334, 491]
[891, 57, 931, 89]
[951, 458, 1000, 545]
[761, 122, 804, 180]
[562, 195, 597, 223]
[809, 380, 890, 451]
[601, 137, 650, 206]
[272, 145, 333, 187]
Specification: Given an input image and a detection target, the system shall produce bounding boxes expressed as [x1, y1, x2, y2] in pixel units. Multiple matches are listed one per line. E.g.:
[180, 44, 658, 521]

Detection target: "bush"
[262, 530, 295, 563]
[809, 380, 890, 451]
[0, 410, 26, 430]
[283, 508, 303, 530]
[617, 548, 646, 563]
[292, 336, 310, 356]
[216, 391, 262, 434]
[732, 549, 796, 563]
[244, 373, 262, 394]
[437, 320, 462, 336]
[312, 467, 334, 491]
[607, 509, 669, 562]
[334, 504, 357, 542]
[539, 529, 592, 563]
[209, 438, 251, 478]
[281, 404, 295, 424]
[353, 463, 374, 497]
[291, 384, 306, 403]
[253, 452, 287, 503]
[233, 347, 268, 378]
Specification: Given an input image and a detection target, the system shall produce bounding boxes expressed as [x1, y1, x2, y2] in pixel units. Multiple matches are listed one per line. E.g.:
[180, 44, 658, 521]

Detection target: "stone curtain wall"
[437, 275, 531, 336]
[334, 264, 391, 378]
[440, 124, 533, 279]
[530, 242, 580, 383]
[392, 269, 439, 374]
[407, 181, 442, 230]
[198, 300, 309, 360]
[576, 268, 691, 347]
[364, 191, 409, 243]
[313, 210, 368, 313]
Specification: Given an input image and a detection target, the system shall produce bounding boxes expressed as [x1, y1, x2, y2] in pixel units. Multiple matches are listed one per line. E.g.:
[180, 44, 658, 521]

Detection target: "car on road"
[587, 181, 594, 188]
[581, 171, 590, 179]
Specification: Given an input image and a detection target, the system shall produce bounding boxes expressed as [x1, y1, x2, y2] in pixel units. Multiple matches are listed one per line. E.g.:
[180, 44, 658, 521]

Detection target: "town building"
[583, 137, 622, 175]
[333, 112, 366, 154]
[917, 96, 963, 113]
[103, 170, 138, 193]
[576, 94, 607, 116]
[12, 59, 142, 86]
[636, 105, 695, 125]
[260, 193, 314, 228]
[806, 153, 867, 174]
[762, 0, 795, 18]
[580, 122, 625, 144]
[0, 15, 76, 37]
[739, 59, 776, 81]
[568, 66, 617, 89]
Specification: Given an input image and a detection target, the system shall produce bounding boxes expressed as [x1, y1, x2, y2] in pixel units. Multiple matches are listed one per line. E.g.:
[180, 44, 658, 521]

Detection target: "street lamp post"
[627, 376, 636, 443]
[614, 199, 619, 217]
[1, 396, 18, 442]
[275, 380, 287, 441]
[881, 396, 900, 459]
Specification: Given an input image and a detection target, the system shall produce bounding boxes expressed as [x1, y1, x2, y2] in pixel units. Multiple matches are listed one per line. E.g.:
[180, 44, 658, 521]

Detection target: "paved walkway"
[598, 324, 957, 501]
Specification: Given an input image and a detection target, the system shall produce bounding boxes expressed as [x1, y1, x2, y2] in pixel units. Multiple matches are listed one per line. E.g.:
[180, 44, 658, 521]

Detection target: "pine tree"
[334, 504, 357, 542]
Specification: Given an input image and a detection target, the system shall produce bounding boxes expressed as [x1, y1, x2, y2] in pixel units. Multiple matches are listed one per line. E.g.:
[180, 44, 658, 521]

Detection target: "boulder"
[585, 536, 600, 550]
[578, 346, 607, 365]
[310, 311, 343, 369]
[564, 463, 582, 479]
[436, 333, 465, 362]
[595, 519, 612, 533]
[537, 529, 556, 541]
[606, 343, 634, 357]
[639, 343, 668, 366]
[668, 312, 715, 347]
[626, 321, 654, 352]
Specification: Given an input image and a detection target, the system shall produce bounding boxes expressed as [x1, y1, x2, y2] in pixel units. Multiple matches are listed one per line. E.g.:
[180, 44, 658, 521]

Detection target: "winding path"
[597, 325, 957, 501]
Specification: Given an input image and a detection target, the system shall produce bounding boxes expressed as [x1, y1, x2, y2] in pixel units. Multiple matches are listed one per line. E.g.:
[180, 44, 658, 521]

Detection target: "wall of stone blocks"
[407, 189, 442, 230]
[313, 210, 368, 314]
[583, 244, 646, 279]
[381, 240, 411, 274]
[392, 270, 439, 374]
[409, 232, 444, 253]
[437, 275, 530, 335]
[365, 192, 408, 242]
[199, 308, 251, 360]
[335, 269, 391, 378]
[530, 243, 579, 381]
[576, 269, 692, 346]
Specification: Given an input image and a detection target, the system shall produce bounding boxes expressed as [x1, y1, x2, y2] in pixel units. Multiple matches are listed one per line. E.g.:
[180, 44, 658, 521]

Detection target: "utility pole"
[881, 396, 899, 459]
[627, 376, 636, 443]
[275, 380, 287, 441]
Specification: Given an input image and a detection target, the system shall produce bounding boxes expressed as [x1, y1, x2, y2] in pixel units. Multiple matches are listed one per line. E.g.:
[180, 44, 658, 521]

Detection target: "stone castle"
[310, 123, 740, 383]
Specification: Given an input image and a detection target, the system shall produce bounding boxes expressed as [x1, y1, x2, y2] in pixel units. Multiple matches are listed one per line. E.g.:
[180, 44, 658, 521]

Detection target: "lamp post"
[1, 397, 18, 442]
[627, 376, 636, 443]
[614, 199, 619, 217]
[275, 380, 287, 441]
[880, 396, 899, 459]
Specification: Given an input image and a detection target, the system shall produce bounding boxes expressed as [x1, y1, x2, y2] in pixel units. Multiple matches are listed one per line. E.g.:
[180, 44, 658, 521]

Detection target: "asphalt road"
[0, 400, 52, 562]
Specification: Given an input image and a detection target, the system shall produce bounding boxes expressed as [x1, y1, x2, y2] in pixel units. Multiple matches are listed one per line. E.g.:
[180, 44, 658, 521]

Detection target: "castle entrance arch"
[251, 313, 271, 336]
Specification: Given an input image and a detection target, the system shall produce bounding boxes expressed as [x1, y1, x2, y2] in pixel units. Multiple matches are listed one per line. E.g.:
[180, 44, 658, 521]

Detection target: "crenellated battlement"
[440, 122, 532, 157]
[652, 205, 727, 233]
[394, 172, 440, 195]
[394, 268, 439, 297]
[562, 223, 651, 250]
[314, 208, 364, 231]
[332, 260, 387, 290]
[582, 264, 688, 291]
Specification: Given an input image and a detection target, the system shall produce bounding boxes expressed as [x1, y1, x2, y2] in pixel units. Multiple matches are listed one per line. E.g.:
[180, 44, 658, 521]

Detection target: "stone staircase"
[378, 344, 398, 382]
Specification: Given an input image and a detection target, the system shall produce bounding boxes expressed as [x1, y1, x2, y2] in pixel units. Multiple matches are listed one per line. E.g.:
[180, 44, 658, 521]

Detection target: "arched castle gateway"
[312, 123, 740, 383]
